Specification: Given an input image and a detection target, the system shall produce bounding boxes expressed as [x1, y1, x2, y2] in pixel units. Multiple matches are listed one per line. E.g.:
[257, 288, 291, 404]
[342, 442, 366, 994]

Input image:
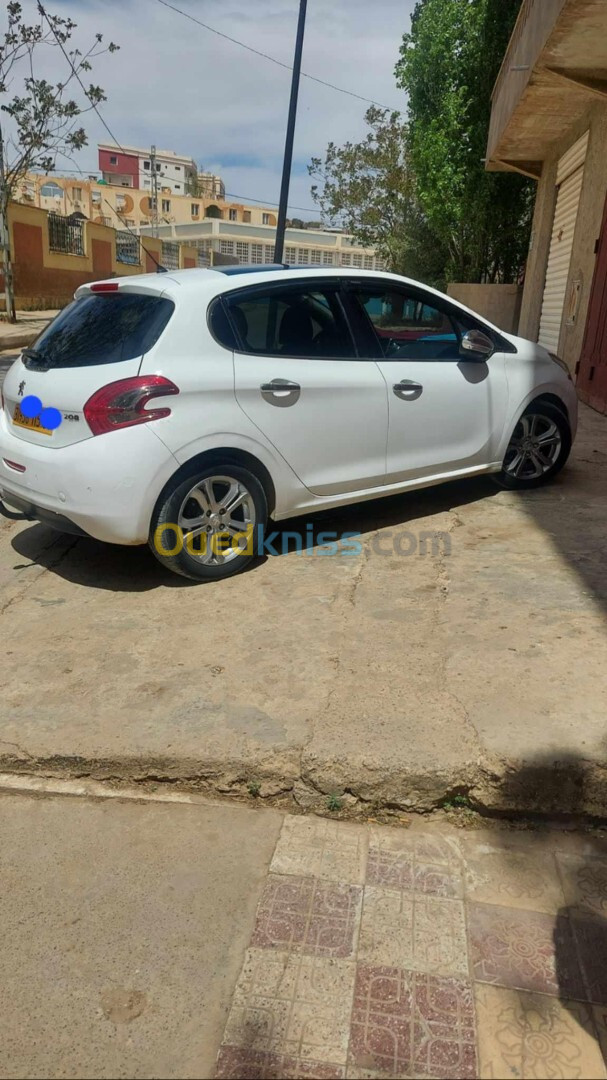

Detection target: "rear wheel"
[149, 464, 267, 581]
[495, 402, 571, 489]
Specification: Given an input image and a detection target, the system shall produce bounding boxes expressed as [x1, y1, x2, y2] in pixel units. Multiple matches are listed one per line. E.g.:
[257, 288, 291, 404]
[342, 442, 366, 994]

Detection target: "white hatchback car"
[0, 265, 577, 581]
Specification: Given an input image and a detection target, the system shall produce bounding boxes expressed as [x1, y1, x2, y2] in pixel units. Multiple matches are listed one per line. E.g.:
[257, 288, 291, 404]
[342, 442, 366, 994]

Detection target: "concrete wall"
[0, 202, 198, 310]
[447, 283, 523, 333]
[518, 98, 607, 370]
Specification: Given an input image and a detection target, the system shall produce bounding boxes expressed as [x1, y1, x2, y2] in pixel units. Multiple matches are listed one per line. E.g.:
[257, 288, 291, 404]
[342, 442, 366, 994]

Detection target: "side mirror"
[460, 329, 494, 360]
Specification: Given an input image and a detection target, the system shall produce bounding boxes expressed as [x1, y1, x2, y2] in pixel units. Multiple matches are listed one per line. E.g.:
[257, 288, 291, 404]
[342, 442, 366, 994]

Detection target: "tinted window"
[225, 285, 354, 359]
[352, 285, 466, 361]
[25, 293, 174, 369]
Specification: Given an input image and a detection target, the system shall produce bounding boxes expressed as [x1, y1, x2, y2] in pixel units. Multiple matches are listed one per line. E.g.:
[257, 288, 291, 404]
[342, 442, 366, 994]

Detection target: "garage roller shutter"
[538, 132, 588, 353]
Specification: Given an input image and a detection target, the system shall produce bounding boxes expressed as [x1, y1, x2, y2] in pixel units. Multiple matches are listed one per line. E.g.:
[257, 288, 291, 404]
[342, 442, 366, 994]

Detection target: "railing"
[48, 212, 84, 255]
[161, 241, 180, 270]
[115, 230, 140, 265]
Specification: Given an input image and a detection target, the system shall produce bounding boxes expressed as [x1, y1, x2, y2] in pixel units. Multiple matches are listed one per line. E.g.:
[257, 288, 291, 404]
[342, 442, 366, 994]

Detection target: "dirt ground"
[1, 379, 606, 817]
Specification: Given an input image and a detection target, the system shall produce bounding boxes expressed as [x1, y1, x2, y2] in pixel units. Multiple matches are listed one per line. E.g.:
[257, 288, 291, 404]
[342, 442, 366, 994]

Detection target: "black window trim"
[207, 276, 363, 361]
[342, 276, 518, 359]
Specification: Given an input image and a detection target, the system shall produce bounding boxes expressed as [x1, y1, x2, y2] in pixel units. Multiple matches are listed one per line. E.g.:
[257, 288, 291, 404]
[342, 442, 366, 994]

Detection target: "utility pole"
[274, 0, 307, 264]
[0, 125, 16, 323]
[150, 144, 159, 238]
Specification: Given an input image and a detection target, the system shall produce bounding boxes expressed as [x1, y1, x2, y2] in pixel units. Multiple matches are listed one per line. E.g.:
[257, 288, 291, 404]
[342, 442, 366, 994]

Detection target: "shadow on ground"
[485, 752, 607, 1071]
[9, 475, 497, 591]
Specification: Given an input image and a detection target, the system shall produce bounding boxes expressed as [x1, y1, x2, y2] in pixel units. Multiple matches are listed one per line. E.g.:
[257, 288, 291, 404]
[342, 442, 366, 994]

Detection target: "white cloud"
[7, 0, 415, 215]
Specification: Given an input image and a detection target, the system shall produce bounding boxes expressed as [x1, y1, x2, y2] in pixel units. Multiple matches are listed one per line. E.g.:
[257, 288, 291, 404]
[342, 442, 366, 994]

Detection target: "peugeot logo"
[18, 380, 25, 396]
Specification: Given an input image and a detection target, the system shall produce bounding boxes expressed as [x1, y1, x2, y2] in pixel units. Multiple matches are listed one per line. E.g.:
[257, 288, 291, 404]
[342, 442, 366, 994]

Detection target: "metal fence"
[161, 241, 180, 270]
[116, 230, 140, 266]
[48, 213, 84, 256]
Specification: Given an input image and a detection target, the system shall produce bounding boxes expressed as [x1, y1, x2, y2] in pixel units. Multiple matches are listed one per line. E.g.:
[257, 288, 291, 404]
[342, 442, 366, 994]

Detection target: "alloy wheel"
[503, 412, 562, 481]
[177, 474, 256, 565]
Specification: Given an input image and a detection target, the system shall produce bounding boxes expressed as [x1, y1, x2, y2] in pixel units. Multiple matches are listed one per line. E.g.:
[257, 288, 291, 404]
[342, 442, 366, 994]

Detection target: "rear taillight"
[83, 376, 179, 436]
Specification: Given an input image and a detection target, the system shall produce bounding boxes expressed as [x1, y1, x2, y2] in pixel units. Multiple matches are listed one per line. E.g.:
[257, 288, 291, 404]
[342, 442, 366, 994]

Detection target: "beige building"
[137, 216, 382, 271]
[487, 0, 607, 413]
[16, 173, 279, 231]
[16, 173, 382, 273]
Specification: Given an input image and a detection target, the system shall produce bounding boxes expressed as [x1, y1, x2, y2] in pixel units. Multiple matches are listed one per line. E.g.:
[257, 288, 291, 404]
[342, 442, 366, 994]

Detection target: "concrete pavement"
[0, 374, 606, 816]
[2, 787, 607, 1079]
[0, 311, 57, 351]
[0, 790, 281, 1079]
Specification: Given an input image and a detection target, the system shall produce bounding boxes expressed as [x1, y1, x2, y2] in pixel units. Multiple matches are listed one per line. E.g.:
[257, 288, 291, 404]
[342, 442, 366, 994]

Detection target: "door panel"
[346, 281, 508, 481]
[227, 282, 388, 496]
[379, 356, 506, 481]
[234, 355, 388, 494]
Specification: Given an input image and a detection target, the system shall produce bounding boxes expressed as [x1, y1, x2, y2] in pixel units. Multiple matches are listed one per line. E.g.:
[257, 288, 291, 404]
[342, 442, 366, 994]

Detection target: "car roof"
[74, 265, 508, 336]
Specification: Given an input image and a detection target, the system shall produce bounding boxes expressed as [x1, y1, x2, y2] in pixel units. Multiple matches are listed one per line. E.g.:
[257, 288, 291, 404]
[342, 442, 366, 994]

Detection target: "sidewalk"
[0, 310, 58, 350]
[1, 786, 606, 1079]
[216, 813, 607, 1079]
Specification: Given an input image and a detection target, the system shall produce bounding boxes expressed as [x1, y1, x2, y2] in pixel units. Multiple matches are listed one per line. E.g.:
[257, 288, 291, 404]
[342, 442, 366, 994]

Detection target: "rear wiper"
[22, 347, 51, 369]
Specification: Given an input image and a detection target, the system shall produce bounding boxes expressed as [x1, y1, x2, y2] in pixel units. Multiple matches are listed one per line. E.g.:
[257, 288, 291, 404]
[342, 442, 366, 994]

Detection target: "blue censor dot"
[20, 394, 62, 430]
[21, 394, 42, 419]
[39, 407, 62, 431]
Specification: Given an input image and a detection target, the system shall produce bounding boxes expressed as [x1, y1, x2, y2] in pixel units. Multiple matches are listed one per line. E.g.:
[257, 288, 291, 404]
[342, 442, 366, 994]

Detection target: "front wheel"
[149, 464, 268, 581]
[494, 402, 571, 489]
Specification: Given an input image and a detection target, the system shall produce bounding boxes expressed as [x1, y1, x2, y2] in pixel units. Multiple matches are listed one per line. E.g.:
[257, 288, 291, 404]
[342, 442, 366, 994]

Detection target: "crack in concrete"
[0, 740, 36, 761]
[0, 536, 80, 617]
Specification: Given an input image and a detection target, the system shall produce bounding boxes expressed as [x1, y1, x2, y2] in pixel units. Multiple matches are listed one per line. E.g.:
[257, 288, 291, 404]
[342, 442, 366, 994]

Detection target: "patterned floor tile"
[558, 853, 607, 918]
[367, 845, 464, 899]
[349, 965, 477, 1079]
[358, 887, 468, 978]
[593, 1004, 607, 1070]
[251, 875, 362, 958]
[468, 902, 585, 998]
[572, 917, 607, 1005]
[221, 948, 356, 1067]
[475, 984, 607, 1080]
[358, 886, 414, 970]
[463, 839, 565, 913]
[344, 1069, 413, 1079]
[367, 825, 460, 868]
[215, 1046, 346, 1078]
[270, 817, 368, 885]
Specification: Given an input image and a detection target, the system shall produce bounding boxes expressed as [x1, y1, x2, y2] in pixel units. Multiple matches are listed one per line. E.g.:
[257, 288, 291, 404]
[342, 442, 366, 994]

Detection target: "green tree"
[0, 2, 118, 320]
[395, 0, 532, 283]
[309, 106, 449, 283]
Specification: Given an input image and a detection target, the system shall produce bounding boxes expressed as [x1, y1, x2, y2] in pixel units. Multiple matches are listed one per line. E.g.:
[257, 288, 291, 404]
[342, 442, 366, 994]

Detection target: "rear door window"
[221, 283, 355, 359]
[24, 292, 174, 369]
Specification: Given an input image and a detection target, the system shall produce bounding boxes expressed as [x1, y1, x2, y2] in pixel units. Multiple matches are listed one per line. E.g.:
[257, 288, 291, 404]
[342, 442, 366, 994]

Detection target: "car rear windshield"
[24, 292, 174, 369]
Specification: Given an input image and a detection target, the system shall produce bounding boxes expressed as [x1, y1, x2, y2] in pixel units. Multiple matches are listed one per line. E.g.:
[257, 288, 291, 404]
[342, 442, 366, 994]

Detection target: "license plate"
[12, 403, 53, 435]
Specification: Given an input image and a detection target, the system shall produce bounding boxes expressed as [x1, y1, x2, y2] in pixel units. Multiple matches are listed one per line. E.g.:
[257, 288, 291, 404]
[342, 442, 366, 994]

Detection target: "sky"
[6, 0, 417, 217]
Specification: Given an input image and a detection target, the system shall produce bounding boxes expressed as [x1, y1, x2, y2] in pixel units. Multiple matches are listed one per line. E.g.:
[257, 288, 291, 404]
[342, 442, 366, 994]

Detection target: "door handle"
[260, 379, 301, 407]
[393, 380, 423, 400]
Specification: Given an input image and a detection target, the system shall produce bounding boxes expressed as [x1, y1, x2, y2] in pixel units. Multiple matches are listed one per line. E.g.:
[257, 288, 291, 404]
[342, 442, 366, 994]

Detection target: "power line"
[155, 0, 400, 112]
[37, 5, 170, 271]
[38, 2, 130, 157]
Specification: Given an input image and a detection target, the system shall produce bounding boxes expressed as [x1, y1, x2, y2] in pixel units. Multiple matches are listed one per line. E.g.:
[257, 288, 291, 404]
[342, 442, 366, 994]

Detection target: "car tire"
[149, 463, 267, 581]
[494, 401, 571, 490]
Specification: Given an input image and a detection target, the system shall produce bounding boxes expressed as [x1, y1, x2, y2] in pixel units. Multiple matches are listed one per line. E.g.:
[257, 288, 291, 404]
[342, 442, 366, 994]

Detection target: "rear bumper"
[0, 413, 179, 544]
[0, 493, 88, 536]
